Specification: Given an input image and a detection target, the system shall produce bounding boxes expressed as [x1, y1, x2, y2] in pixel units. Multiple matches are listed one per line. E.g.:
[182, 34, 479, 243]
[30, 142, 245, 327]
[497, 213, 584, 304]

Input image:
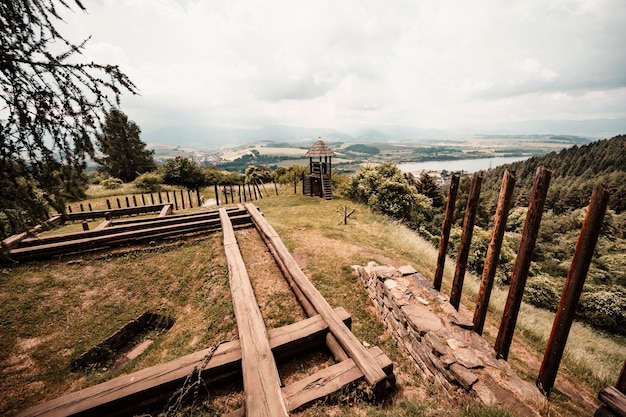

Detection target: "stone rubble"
[355, 262, 544, 415]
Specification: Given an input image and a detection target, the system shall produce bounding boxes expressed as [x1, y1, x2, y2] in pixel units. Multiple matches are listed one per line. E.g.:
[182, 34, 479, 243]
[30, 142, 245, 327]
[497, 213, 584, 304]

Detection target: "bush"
[578, 286, 626, 334]
[87, 171, 104, 185]
[134, 172, 163, 192]
[524, 275, 562, 312]
[100, 177, 123, 190]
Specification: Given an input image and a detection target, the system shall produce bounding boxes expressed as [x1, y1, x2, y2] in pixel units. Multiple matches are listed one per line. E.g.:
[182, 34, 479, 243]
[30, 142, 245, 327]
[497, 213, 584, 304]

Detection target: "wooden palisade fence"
[434, 165, 624, 415]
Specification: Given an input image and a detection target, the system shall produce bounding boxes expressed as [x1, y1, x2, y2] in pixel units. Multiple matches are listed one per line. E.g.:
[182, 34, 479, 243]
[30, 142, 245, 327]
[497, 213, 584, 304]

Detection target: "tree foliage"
[95, 109, 155, 182]
[160, 156, 205, 189]
[0, 0, 136, 235]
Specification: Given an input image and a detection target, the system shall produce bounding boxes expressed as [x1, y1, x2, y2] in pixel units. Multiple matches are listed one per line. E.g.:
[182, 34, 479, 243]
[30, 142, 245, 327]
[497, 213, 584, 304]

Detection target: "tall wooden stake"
[450, 172, 483, 310]
[433, 173, 460, 291]
[473, 169, 516, 335]
[214, 184, 219, 206]
[537, 184, 610, 396]
[495, 166, 551, 360]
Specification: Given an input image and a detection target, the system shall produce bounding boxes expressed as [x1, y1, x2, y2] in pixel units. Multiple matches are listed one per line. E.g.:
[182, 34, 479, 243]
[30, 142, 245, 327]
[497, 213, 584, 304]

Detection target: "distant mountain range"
[142, 118, 626, 149]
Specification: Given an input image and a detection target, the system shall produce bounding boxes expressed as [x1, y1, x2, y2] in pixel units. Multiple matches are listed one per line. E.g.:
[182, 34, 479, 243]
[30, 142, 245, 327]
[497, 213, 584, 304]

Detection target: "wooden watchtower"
[303, 138, 336, 200]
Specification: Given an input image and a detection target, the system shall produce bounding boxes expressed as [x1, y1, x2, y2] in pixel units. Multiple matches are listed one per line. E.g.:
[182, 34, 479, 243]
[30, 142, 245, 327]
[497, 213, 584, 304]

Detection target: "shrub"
[524, 275, 562, 312]
[100, 177, 123, 190]
[134, 172, 163, 192]
[578, 286, 626, 334]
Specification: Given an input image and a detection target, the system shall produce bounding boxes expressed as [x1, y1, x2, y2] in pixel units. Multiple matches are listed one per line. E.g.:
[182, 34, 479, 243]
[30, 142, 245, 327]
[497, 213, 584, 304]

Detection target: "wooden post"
[495, 166, 552, 360]
[166, 191, 171, 203]
[433, 173, 460, 291]
[132, 195, 137, 207]
[141, 194, 146, 206]
[81, 222, 89, 231]
[80, 203, 84, 212]
[450, 172, 483, 310]
[473, 170, 516, 335]
[187, 189, 193, 208]
[223, 186, 229, 204]
[106, 199, 111, 210]
[173, 192, 178, 210]
[230, 185, 235, 204]
[219, 209, 289, 417]
[180, 190, 185, 209]
[150, 193, 155, 205]
[67, 205, 72, 213]
[158, 192, 163, 204]
[116, 198, 121, 209]
[88, 202, 93, 211]
[252, 183, 258, 200]
[537, 184, 610, 396]
[294, 173, 297, 194]
[196, 189, 201, 206]
[274, 180, 279, 196]
[124, 196, 129, 207]
[238, 185, 243, 203]
[618, 358, 626, 394]
[214, 184, 220, 206]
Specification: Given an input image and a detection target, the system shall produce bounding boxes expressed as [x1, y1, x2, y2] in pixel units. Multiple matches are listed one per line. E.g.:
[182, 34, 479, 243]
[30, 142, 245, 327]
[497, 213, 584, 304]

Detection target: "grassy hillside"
[1, 190, 624, 416]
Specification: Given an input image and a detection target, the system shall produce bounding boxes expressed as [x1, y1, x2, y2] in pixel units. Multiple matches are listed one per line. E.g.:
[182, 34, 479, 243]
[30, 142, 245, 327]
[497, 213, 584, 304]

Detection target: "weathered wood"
[450, 171, 483, 310]
[495, 166, 551, 360]
[1, 215, 64, 250]
[433, 173, 460, 291]
[599, 386, 626, 417]
[537, 184, 610, 396]
[224, 347, 393, 417]
[14, 309, 351, 417]
[618, 358, 626, 394]
[158, 204, 172, 217]
[63, 204, 167, 221]
[245, 203, 388, 390]
[473, 169, 516, 335]
[219, 208, 288, 417]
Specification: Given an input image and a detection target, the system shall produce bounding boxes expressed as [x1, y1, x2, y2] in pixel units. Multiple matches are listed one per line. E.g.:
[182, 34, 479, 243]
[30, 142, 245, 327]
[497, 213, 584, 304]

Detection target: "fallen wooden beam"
[599, 386, 626, 417]
[1, 215, 64, 250]
[63, 204, 167, 221]
[223, 346, 394, 417]
[158, 204, 172, 217]
[14, 308, 351, 417]
[245, 203, 388, 391]
[94, 219, 113, 231]
[219, 208, 288, 417]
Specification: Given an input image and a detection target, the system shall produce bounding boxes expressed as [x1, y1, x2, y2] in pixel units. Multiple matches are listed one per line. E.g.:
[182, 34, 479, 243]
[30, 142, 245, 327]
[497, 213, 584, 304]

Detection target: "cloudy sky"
[60, 0, 626, 134]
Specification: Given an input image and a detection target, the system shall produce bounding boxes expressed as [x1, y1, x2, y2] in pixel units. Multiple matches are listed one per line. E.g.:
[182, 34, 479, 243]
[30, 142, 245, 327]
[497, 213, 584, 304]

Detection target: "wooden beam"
[219, 208, 288, 417]
[94, 219, 113, 231]
[245, 203, 388, 391]
[599, 386, 626, 417]
[224, 347, 394, 417]
[63, 204, 167, 221]
[158, 204, 172, 217]
[14, 309, 351, 417]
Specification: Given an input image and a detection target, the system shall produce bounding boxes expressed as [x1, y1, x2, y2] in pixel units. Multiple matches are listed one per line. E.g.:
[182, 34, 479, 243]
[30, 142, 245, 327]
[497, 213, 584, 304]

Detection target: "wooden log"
[63, 204, 167, 221]
[214, 184, 220, 206]
[1, 214, 63, 250]
[433, 173, 460, 291]
[219, 208, 288, 417]
[473, 169, 516, 335]
[158, 204, 172, 218]
[495, 166, 551, 360]
[450, 171, 483, 310]
[224, 347, 393, 417]
[598, 386, 626, 417]
[618, 358, 626, 394]
[94, 219, 113, 231]
[15, 309, 351, 417]
[245, 204, 388, 390]
[537, 184, 610, 396]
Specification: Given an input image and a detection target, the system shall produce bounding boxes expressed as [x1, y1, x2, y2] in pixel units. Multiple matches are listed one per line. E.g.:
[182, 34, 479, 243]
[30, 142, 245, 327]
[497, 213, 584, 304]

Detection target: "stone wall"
[355, 262, 544, 415]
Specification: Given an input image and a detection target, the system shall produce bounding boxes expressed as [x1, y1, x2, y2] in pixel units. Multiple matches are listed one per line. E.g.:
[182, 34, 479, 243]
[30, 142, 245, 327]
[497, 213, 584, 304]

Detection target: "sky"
[59, 0, 626, 134]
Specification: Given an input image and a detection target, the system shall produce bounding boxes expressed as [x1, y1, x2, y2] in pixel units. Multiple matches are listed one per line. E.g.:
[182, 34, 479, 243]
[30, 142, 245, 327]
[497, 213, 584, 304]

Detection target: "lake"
[397, 156, 529, 174]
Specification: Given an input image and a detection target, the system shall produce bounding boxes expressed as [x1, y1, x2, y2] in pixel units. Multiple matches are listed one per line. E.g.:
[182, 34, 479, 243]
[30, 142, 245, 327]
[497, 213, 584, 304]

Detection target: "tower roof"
[305, 138, 336, 157]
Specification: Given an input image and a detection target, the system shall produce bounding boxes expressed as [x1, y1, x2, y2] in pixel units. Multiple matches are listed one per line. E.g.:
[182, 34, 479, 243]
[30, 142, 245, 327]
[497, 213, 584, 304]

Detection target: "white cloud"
[57, 0, 626, 133]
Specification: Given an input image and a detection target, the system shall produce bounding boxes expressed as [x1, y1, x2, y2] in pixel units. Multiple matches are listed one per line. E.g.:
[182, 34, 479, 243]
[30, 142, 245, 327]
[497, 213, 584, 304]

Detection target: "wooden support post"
[245, 204, 388, 391]
[450, 172, 483, 310]
[255, 181, 263, 199]
[180, 190, 185, 210]
[343, 206, 356, 225]
[259, 179, 269, 196]
[166, 191, 170, 203]
[158, 192, 162, 204]
[106, 199, 112, 210]
[150, 193, 155, 205]
[116, 198, 121, 209]
[294, 173, 297, 194]
[141, 194, 146, 205]
[618, 358, 626, 394]
[172, 192, 178, 210]
[433, 173, 460, 291]
[495, 166, 551, 360]
[187, 189, 193, 208]
[132, 195, 137, 207]
[79, 203, 84, 212]
[230, 185, 235, 204]
[214, 184, 220, 206]
[68, 205, 72, 213]
[598, 386, 626, 416]
[252, 183, 258, 200]
[88, 202, 93, 211]
[196, 188, 201, 206]
[81, 222, 89, 231]
[223, 186, 228, 204]
[274, 180, 279, 196]
[537, 184, 610, 396]
[219, 208, 289, 417]
[125, 196, 130, 207]
[238, 185, 243, 203]
[473, 169, 516, 335]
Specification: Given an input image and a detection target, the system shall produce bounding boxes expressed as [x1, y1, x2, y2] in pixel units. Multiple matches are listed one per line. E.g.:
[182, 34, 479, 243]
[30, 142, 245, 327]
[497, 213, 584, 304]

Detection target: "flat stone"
[415, 296, 430, 306]
[441, 354, 456, 369]
[384, 279, 397, 290]
[452, 348, 485, 369]
[373, 266, 397, 279]
[424, 332, 448, 357]
[398, 265, 417, 275]
[450, 363, 479, 390]
[472, 381, 497, 405]
[451, 312, 474, 330]
[440, 301, 458, 315]
[446, 338, 468, 350]
[474, 350, 505, 370]
[401, 304, 443, 335]
[470, 331, 495, 354]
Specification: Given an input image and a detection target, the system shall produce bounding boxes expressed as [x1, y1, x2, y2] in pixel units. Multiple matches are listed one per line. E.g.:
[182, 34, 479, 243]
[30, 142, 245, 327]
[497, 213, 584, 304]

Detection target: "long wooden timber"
[63, 204, 168, 221]
[219, 208, 288, 417]
[14, 309, 352, 417]
[224, 347, 393, 417]
[9, 211, 251, 261]
[18, 207, 245, 248]
[1, 215, 64, 250]
[599, 386, 626, 417]
[244, 203, 388, 391]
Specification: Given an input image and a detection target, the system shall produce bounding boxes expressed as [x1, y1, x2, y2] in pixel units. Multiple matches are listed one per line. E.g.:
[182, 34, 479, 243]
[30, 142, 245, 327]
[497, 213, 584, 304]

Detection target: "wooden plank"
[1, 215, 64, 250]
[219, 208, 288, 417]
[15, 308, 351, 417]
[94, 219, 113, 231]
[158, 204, 173, 217]
[599, 386, 626, 417]
[223, 347, 393, 417]
[63, 204, 167, 221]
[245, 203, 388, 390]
